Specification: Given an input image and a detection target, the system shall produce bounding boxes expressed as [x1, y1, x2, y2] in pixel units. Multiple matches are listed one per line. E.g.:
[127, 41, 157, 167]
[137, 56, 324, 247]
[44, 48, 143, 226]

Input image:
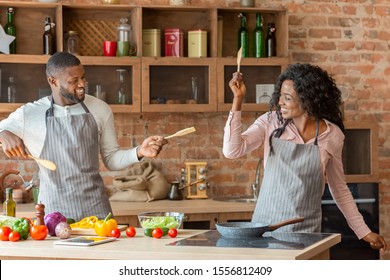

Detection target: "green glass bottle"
[4, 7, 16, 54]
[3, 188, 16, 217]
[253, 13, 266, 58]
[238, 13, 249, 57]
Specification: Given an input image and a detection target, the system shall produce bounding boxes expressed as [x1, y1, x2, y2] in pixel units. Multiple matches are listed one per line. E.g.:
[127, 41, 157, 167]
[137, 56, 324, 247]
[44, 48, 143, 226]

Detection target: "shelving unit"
[0, 1, 288, 113]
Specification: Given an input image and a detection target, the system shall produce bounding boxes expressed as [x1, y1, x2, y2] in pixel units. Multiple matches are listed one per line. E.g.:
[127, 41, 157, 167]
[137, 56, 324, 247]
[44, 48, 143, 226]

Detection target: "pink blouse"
[223, 111, 371, 239]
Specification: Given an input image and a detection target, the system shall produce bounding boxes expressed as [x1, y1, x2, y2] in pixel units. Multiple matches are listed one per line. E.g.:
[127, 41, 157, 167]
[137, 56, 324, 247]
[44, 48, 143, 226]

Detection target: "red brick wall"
[1, 0, 389, 259]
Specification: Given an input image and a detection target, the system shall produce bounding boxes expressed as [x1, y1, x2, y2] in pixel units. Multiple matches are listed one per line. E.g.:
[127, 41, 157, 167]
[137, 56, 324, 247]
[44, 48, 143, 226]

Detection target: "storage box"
[142, 29, 161, 57]
[188, 29, 207, 57]
[165, 28, 183, 57]
[256, 84, 275, 103]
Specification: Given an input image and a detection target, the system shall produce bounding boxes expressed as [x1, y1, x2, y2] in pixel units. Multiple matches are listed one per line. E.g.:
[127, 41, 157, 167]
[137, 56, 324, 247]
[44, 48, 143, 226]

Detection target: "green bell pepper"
[11, 218, 31, 240]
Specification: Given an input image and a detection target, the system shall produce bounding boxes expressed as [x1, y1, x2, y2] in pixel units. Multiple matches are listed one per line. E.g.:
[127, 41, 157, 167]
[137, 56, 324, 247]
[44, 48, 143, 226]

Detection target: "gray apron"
[37, 97, 112, 221]
[252, 120, 323, 232]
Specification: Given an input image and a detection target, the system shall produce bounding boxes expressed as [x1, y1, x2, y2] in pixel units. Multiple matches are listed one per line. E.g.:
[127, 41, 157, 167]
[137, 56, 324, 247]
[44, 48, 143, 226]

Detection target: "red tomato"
[30, 225, 49, 240]
[152, 228, 163, 239]
[110, 228, 121, 238]
[168, 228, 178, 238]
[125, 226, 136, 237]
[9, 231, 20, 242]
[0, 226, 12, 241]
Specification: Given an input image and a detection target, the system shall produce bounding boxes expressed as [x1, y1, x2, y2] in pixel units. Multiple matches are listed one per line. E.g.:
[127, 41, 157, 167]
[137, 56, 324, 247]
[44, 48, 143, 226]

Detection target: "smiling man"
[0, 52, 167, 221]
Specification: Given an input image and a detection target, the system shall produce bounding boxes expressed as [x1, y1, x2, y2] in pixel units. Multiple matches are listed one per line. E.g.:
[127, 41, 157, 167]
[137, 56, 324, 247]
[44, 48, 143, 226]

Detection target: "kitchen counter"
[8, 199, 256, 227]
[0, 228, 341, 260]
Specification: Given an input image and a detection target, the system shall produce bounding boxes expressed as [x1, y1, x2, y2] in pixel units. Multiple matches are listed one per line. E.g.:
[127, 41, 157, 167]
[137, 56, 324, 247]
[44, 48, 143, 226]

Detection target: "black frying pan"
[215, 217, 304, 239]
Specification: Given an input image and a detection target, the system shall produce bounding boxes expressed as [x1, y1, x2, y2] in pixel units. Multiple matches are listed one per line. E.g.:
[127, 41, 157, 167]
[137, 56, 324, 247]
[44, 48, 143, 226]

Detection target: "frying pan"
[215, 217, 304, 239]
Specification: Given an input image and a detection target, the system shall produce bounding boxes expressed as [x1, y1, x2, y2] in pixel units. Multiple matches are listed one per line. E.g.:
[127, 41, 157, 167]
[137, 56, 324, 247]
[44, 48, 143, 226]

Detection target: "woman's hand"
[363, 232, 387, 254]
[138, 136, 168, 159]
[228, 72, 247, 111]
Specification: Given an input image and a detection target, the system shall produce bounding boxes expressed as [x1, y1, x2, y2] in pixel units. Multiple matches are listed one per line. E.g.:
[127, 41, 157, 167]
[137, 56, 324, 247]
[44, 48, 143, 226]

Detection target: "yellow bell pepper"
[94, 213, 118, 237]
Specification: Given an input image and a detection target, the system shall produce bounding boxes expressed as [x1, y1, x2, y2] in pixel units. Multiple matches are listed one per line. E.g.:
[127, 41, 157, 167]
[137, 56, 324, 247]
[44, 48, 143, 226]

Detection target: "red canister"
[165, 28, 183, 57]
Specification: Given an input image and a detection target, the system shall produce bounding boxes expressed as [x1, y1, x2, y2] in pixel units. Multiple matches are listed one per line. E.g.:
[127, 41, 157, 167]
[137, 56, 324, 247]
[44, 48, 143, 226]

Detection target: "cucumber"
[0, 215, 20, 228]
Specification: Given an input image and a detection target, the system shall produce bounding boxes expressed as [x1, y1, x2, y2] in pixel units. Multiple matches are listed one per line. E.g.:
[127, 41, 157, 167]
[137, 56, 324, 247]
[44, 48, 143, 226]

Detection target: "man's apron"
[252, 120, 323, 232]
[37, 98, 112, 221]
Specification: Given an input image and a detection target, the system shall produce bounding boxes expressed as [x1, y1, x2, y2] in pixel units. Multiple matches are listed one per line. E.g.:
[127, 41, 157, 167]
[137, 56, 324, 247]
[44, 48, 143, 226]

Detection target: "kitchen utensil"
[215, 217, 304, 239]
[167, 181, 185, 200]
[165, 126, 196, 139]
[0, 144, 56, 171]
[28, 155, 57, 171]
[138, 212, 184, 230]
[237, 46, 242, 73]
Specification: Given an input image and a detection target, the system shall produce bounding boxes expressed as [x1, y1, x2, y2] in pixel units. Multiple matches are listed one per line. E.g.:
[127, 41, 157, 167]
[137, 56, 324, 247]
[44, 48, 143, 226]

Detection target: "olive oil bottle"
[3, 188, 16, 217]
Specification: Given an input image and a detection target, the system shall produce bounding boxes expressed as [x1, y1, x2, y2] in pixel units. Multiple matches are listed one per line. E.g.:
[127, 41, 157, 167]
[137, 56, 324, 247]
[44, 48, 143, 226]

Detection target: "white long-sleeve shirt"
[0, 94, 139, 171]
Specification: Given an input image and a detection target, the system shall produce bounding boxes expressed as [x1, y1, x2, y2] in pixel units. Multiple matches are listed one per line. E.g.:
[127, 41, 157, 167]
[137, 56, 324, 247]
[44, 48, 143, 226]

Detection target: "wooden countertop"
[10, 198, 256, 219]
[0, 228, 341, 260]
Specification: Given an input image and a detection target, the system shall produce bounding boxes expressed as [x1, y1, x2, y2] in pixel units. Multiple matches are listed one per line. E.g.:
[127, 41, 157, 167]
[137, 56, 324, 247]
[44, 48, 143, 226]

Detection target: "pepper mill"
[35, 203, 45, 226]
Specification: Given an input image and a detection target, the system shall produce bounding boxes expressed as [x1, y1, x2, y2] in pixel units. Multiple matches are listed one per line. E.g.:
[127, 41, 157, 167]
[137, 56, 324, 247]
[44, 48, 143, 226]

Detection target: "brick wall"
[1, 0, 389, 259]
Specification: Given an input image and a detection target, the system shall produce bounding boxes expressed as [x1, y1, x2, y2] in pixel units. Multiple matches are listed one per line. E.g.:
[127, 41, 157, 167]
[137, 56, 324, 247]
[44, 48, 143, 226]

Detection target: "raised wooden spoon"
[0, 143, 56, 171]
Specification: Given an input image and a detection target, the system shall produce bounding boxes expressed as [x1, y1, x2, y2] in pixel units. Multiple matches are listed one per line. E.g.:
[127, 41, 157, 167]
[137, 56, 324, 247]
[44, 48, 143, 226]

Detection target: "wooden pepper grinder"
[35, 203, 45, 225]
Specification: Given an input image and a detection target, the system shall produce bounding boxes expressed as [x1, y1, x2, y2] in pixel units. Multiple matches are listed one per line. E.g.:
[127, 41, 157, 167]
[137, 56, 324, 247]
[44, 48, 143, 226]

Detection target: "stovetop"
[167, 230, 333, 250]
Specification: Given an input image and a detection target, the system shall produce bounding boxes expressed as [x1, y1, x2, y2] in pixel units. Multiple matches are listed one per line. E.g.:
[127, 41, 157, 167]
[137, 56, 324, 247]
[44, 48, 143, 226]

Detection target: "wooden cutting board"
[71, 224, 127, 235]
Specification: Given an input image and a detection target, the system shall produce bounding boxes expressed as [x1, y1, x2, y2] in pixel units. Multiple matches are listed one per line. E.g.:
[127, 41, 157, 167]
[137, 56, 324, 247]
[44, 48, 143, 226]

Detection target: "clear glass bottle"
[94, 84, 106, 101]
[3, 188, 16, 217]
[266, 22, 276, 57]
[238, 13, 249, 57]
[116, 69, 128, 104]
[7, 76, 16, 103]
[4, 7, 16, 54]
[43, 16, 56, 55]
[253, 13, 266, 58]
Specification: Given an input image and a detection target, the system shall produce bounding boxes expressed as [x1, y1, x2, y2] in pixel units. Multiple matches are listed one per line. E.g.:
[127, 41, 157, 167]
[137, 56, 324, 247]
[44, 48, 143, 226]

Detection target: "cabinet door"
[217, 58, 288, 112]
[142, 57, 217, 112]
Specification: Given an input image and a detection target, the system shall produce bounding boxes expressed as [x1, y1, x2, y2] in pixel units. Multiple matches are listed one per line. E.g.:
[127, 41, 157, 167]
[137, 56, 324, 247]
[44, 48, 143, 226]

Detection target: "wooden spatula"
[237, 46, 243, 73]
[0, 143, 56, 171]
[165, 127, 196, 139]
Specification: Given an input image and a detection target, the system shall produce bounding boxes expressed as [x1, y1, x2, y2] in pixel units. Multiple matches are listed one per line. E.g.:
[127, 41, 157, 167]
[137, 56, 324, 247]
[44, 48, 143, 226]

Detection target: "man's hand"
[0, 130, 28, 158]
[137, 135, 168, 159]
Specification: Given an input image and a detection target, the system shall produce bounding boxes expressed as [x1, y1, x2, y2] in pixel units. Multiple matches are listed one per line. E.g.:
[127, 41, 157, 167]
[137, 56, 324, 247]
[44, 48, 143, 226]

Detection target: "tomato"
[110, 228, 121, 238]
[30, 225, 49, 240]
[168, 228, 178, 238]
[9, 231, 20, 242]
[0, 226, 12, 241]
[125, 226, 136, 237]
[152, 228, 163, 239]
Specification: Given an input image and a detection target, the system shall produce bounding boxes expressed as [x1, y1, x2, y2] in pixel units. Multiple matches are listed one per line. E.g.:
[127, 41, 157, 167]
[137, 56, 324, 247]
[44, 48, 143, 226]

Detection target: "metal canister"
[188, 29, 207, 57]
[165, 28, 183, 57]
[142, 29, 161, 57]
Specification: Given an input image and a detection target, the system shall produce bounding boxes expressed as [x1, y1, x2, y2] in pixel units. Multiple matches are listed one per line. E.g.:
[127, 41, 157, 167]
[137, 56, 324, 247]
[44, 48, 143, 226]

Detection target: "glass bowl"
[138, 212, 184, 230]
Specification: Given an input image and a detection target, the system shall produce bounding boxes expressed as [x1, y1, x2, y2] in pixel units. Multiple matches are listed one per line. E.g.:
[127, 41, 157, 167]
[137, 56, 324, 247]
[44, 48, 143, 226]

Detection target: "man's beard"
[59, 86, 84, 104]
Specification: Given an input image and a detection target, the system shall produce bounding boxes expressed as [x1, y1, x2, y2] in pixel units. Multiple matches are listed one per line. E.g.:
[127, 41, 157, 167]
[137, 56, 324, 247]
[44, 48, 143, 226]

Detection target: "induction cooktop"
[167, 230, 333, 250]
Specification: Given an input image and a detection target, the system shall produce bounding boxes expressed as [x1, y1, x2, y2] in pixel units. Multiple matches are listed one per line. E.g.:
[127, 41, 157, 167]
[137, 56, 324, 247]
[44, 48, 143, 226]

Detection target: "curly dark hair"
[268, 63, 344, 132]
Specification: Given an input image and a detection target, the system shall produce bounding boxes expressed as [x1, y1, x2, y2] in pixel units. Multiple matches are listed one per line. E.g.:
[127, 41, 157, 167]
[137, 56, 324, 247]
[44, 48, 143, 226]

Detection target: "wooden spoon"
[164, 127, 196, 139]
[237, 46, 243, 73]
[0, 143, 56, 171]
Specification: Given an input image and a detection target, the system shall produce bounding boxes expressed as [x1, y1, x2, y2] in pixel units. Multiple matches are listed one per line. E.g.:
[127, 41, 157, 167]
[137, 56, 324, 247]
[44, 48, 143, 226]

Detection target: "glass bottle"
[7, 76, 16, 103]
[64, 30, 80, 55]
[266, 22, 276, 57]
[253, 13, 266, 58]
[3, 188, 16, 217]
[116, 69, 128, 104]
[238, 13, 249, 58]
[43, 16, 56, 55]
[4, 7, 16, 54]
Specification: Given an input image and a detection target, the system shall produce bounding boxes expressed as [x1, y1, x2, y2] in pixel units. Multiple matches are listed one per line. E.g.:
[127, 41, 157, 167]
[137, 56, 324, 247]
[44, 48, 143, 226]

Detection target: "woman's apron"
[37, 98, 112, 221]
[252, 120, 323, 232]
